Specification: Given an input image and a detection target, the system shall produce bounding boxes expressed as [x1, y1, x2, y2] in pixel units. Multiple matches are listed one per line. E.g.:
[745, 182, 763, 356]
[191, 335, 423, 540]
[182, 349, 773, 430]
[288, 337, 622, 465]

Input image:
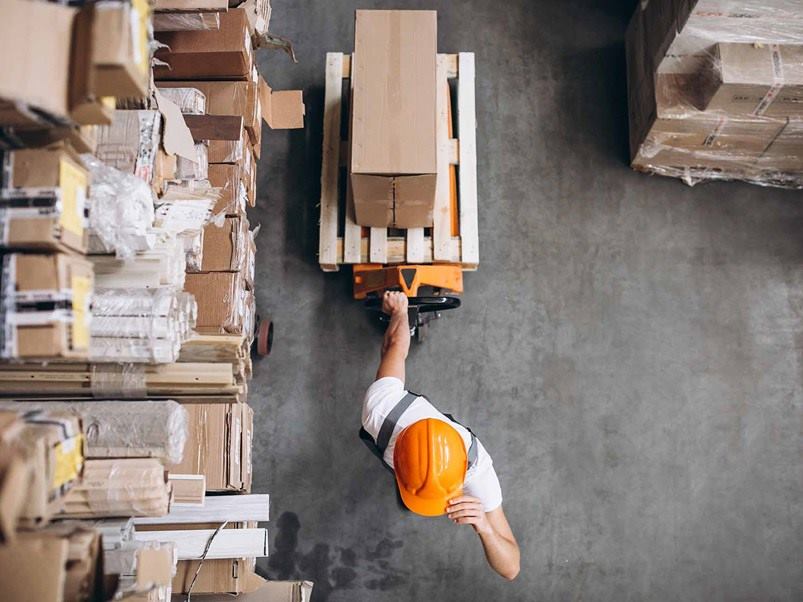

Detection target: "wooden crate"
[319, 52, 479, 271]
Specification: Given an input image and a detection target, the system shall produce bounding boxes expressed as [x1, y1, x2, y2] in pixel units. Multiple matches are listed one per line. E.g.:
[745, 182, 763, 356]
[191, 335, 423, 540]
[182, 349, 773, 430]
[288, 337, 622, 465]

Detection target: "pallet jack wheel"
[255, 318, 273, 357]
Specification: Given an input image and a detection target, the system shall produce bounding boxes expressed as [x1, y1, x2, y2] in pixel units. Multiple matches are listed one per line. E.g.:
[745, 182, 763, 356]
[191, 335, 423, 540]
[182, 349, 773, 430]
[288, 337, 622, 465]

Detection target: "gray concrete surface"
[249, 1, 803, 600]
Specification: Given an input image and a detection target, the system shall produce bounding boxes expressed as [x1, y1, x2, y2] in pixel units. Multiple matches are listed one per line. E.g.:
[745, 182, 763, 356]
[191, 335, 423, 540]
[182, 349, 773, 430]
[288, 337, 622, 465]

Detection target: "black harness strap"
[375, 392, 418, 457]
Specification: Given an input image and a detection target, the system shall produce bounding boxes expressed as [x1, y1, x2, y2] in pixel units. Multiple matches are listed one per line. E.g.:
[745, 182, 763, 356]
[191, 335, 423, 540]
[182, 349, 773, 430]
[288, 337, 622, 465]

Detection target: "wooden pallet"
[319, 52, 479, 272]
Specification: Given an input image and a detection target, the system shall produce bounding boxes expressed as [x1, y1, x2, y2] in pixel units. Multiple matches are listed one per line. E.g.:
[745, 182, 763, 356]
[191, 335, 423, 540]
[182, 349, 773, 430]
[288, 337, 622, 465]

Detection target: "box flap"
[259, 78, 305, 129]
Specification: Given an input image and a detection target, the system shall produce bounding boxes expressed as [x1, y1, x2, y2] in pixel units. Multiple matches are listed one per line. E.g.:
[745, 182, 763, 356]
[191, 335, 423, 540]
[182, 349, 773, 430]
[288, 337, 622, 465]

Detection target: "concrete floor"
[250, 1, 803, 600]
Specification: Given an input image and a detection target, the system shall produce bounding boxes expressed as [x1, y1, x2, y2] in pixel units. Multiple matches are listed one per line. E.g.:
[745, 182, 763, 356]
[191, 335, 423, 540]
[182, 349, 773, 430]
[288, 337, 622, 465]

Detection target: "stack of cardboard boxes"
[626, 0, 803, 187]
[0, 0, 311, 600]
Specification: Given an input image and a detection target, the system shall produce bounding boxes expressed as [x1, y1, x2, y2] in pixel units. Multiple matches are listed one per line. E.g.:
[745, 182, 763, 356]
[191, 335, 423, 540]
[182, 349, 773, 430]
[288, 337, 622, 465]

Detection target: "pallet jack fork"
[354, 264, 464, 341]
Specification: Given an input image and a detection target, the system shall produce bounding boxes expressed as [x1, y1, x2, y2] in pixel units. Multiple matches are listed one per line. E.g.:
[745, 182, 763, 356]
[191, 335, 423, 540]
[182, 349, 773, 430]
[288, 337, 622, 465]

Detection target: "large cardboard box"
[155, 9, 253, 80]
[184, 272, 247, 335]
[758, 118, 803, 171]
[159, 81, 260, 138]
[350, 10, 438, 228]
[700, 43, 803, 117]
[196, 216, 249, 272]
[208, 163, 248, 215]
[168, 402, 251, 491]
[1, 146, 88, 254]
[0, 253, 93, 359]
[173, 558, 254, 594]
[646, 115, 786, 157]
[11, 412, 85, 527]
[0, 525, 104, 602]
[92, 0, 151, 98]
[0, 0, 74, 127]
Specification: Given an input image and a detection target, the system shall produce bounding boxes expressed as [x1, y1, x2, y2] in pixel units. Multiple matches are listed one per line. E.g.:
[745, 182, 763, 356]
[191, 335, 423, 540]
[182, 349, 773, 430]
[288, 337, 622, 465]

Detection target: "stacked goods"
[627, 0, 803, 187]
[0, 253, 93, 360]
[154, 5, 303, 389]
[0, 410, 84, 531]
[0, 0, 311, 600]
[350, 10, 438, 228]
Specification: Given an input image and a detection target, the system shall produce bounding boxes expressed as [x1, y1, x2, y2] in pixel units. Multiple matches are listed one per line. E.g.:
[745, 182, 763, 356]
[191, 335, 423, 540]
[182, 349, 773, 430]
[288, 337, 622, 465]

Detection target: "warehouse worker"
[360, 291, 520, 580]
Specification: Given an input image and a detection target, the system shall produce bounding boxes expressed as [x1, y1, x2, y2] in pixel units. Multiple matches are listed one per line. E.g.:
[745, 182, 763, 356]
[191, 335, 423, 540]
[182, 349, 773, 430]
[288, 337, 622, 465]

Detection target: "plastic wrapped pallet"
[627, 0, 803, 188]
[82, 154, 156, 258]
[61, 458, 171, 518]
[89, 288, 197, 363]
[0, 400, 188, 464]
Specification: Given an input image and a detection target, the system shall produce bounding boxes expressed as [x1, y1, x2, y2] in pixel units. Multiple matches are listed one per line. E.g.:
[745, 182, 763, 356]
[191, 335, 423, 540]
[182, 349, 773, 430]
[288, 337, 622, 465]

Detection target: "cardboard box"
[168, 402, 251, 491]
[0, 531, 70, 601]
[700, 43, 803, 117]
[350, 10, 438, 228]
[208, 130, 246, 163]
[70, 6, 114, 126]
[184, 272, 247, 335]
[0, 525, 104, 602]
[173, 558, 253, 594]
[197, 216, 249, 272]
[155, 9, 253, 80]
[645, 115, 786, 157]
[187, 574, 314, 602]
[0, 0, 74, 127]
[12, 412, 85, 527]
[159, 81, 260, 136]
[208, 163, 248, 215]
[92, 0, 151, 98]
[96, 110, 162, 183]
[0, 253, 93, 359]
[2, 145, 89, 253]
[758, 118, 803, 171]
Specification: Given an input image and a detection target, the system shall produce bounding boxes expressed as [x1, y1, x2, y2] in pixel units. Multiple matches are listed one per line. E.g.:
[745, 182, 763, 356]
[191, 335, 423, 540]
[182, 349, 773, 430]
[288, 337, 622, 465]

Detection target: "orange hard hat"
[393, 418, 467, 516]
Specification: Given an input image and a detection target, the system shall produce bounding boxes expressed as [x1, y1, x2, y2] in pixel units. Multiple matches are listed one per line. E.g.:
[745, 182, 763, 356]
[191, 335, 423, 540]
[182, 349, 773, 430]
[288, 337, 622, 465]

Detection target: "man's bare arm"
[447, 497, 520, 580]
[376, 292, 410, 382]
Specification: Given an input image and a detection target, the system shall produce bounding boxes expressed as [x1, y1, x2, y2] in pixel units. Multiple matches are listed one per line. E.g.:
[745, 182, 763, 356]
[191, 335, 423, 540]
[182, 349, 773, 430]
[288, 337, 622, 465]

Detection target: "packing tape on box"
[90, 363, 147, 398]
[753, 44, 786, 117]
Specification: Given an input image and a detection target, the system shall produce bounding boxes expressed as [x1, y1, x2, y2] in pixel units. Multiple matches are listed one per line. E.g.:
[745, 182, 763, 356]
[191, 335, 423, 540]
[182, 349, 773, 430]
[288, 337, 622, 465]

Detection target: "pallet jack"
[353, 264, 463, 341]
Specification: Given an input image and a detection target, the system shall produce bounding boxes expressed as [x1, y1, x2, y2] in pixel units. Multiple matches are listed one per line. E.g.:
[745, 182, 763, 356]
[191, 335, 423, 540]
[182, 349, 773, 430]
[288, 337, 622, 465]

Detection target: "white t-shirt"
[362, 377, 503, 512]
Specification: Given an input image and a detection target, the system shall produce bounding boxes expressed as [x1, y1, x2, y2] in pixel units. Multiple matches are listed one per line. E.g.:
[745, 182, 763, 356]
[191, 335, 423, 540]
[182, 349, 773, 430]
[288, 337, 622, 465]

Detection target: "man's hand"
[382, 291, 408, 317]
[447, 496, 492, 535]
[448, 497, 521, 581]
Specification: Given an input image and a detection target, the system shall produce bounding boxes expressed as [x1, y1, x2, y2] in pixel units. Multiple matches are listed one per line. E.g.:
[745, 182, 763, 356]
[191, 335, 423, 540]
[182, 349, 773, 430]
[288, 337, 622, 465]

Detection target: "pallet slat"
[433, 54, 452, 262]
[319, 53, 343, 272]
[457, 53, 480, 268]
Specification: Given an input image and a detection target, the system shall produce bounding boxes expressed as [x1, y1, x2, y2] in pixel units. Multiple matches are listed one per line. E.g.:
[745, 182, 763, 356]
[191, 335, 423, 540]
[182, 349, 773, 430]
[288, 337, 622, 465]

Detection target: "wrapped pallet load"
[626, 0, 803, 187]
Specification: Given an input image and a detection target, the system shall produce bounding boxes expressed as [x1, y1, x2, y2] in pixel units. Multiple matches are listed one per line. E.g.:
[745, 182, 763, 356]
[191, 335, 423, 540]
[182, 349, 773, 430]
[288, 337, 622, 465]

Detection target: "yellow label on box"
[71, 274, 92, 350]
[131, 0, 151, 77]
[52, 434, 84, 490]
[58, 159, 87, 238]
